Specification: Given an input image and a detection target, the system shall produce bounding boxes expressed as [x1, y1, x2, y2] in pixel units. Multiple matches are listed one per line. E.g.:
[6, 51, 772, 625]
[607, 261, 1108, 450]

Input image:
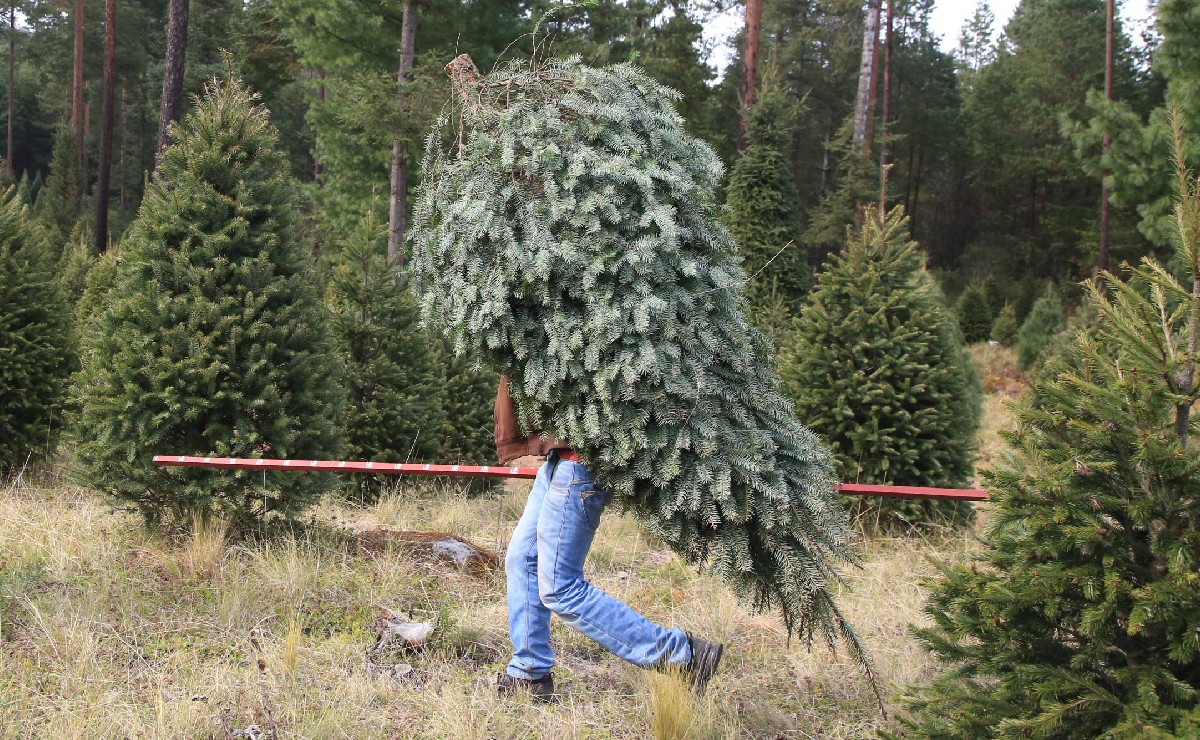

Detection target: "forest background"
[4, 0, 1200, 735]
[6, 0, 1192, 339]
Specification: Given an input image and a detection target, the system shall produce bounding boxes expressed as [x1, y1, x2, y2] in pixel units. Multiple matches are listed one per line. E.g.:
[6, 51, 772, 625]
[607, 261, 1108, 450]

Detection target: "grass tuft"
[647, 670, 726, 740]
[179, 513, 228, 582]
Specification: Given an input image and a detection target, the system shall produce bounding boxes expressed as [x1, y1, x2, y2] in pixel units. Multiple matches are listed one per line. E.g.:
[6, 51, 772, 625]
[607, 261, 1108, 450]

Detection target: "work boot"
[682, 633, 724, 697]
[496, 672, 557, 703]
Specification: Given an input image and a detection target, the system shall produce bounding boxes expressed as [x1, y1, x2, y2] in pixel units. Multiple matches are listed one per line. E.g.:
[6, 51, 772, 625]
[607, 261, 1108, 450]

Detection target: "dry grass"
[0, 483, 980, 738]
[0, 350, 1023, 738]
[968, 343, 1023, 475]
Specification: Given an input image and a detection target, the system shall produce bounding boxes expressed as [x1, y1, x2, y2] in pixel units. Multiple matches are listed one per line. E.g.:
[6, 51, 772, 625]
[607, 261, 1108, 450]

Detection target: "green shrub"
[989, 302, 1019, 345]
[724, 76, 811, 320]
[782, 207, 980, 527]
[437, 346, 499, 466]
[73, 75, 345, 529]
[326, 206, 447, 498]
[1017, 284, 1067, 371]
[0, 189, 72, 473]
[954, 284, 992, 344]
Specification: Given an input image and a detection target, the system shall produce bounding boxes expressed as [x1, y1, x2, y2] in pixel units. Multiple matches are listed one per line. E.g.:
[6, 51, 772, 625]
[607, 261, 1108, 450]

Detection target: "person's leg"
[536, 460, 692, 669]
[504, 458, 557, 680]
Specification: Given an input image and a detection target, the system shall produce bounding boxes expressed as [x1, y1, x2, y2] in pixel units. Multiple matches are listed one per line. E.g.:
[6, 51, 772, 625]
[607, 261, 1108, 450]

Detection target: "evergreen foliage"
[72, 75, 345, 528]
[955, 283, 992, 344]
[327, 203, 447, 497]
[32, 124, 88, 255]
[412, 56, 869, 677]
[724, 73, 811, 321]
[894, 130, 1200, 740]
[0, 188, 72, 473]
[56, 231, 95, 309]
[1017, 284, 1067, 371]
[990, 302, 1019, 346]
[781, 208, 980, 526]
[437, 345, 499, 466]
[804, 139, 879, 265]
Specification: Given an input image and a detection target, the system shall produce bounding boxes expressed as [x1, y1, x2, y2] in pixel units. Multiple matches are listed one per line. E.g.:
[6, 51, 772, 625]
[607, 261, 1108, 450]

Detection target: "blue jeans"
[504, 451, 692, 680]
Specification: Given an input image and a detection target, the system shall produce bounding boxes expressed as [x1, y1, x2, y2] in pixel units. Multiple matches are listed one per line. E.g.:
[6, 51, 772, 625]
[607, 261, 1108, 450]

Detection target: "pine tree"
[990, 302, 1019, 345]
[804, 140, 880, 265]
[56, 229, 94, 309]
[893, 123, 1200, 740]
[73, 74, 344, 528]
[724, 70, 811, 325]
[781, 207, 980, 527]
[327, 201, 446, 497]
[32, 123, 87, 255]
[436, 344, 498, 466]
[412, 55, 871, 680]
[0, 187, 71, 473]
[1017, 283, 1067, 371]
[955, 283, 992, 344]
[436, 344, 500, 496]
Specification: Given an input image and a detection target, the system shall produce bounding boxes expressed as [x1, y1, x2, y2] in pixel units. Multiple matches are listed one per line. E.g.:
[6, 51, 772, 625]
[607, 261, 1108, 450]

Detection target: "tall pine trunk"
[93, 0, 114, 255]
[852, 0, 881, 157]
[7, 3, 13, 176]
[118, 87, 126, 206]
[878, 0, 893, 211]
[736, 0, 763, 155]
[156, 0, 189, 157]
[1099, 0, 1113, 278]
[72, 0, 84, 171]
[387, 0, 416, 277]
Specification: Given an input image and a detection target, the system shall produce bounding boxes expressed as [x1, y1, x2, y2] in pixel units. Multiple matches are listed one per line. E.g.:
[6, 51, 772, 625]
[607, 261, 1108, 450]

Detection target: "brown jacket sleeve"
[494, 375, 560, 464]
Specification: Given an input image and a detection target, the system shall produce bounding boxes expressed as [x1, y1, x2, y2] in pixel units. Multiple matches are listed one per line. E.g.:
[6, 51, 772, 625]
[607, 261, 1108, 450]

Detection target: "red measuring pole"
[153, 455, 988, 501]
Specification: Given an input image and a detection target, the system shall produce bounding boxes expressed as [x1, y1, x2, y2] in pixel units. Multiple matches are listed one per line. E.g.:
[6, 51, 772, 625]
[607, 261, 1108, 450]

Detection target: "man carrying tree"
[412, 53, 874, 705]
[493, 376, 724, 701]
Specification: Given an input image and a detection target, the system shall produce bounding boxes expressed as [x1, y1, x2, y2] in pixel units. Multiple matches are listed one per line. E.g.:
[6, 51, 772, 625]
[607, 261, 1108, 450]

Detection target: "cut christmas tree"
[411, 54, 871, 679]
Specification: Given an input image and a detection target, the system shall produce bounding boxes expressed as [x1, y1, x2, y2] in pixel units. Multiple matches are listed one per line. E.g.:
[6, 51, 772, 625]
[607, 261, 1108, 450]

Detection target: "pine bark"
[156, 0, 190, 157]
[387, 0, 417, 277]
[72, 0, 84, 169]
[1099, 0, 1113, 278]
[736, 0, 763, 155]
[852, 0, 881, 157]
[7, 3, 13, 176]
[93, 0, 115, 254]
[879, 0, 893, 211]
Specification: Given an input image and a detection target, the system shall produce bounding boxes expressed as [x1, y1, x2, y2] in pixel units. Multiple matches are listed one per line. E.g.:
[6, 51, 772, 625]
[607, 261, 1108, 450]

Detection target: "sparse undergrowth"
[0, 350, 1021, 738]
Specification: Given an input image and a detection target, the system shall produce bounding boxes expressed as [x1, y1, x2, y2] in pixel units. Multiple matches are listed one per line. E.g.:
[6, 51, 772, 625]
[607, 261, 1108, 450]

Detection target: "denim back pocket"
[574, 481, 607, 531]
